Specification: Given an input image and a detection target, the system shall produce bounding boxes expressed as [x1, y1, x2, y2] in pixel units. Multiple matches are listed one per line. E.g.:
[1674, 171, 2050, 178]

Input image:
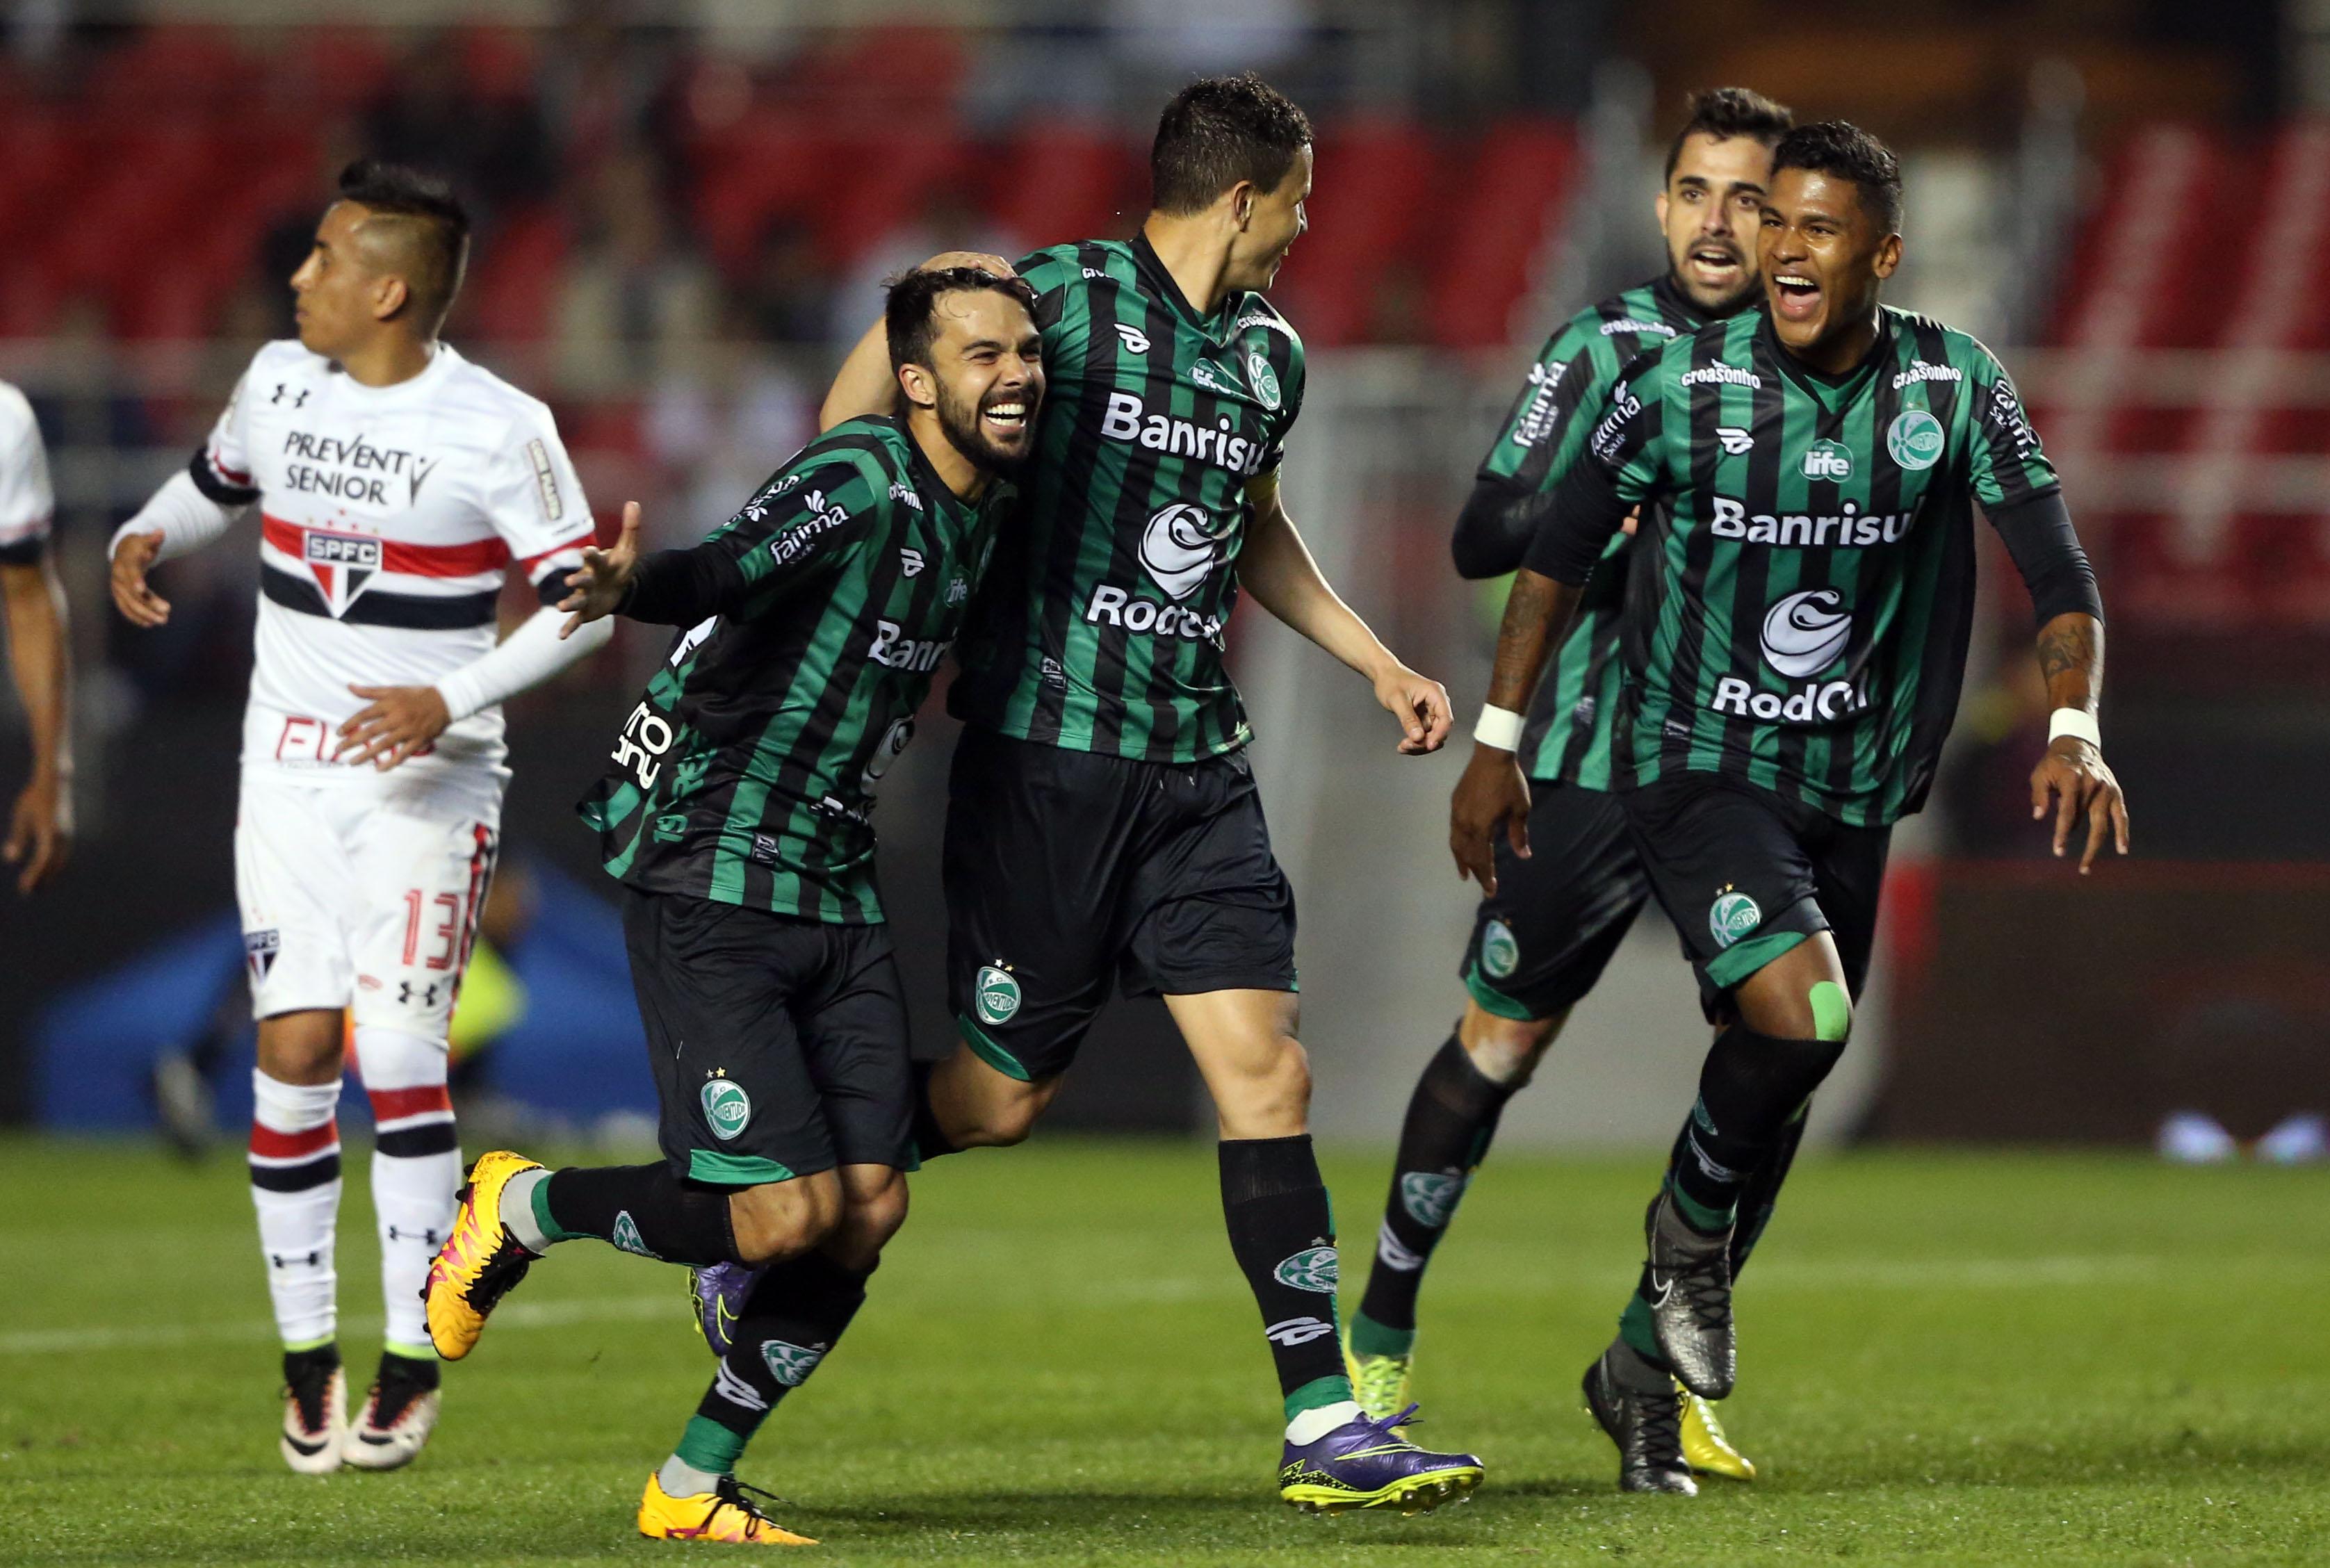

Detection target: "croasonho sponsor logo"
[701, 1076, 752, 1141]
[1600, 316, 1677, 338]
[1399, 1170, 1468, 1229]
[974, 965, 1020, 1025]
[1709, 889, 1761, 949]
[1891, 360, 1962, 390]
[1801, 439, 1853, 481]
[760, 1339, 826, 1387]
[1681, 363, 1761, 389]
[1479, 919, 1520, 980]
[1273, 1245, 1340, 1293]
[1887, 409, 1945, 471]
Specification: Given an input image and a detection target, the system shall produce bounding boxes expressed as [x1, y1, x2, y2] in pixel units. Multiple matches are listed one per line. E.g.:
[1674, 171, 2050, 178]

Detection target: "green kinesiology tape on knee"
[1809, 980, 1850, 1043]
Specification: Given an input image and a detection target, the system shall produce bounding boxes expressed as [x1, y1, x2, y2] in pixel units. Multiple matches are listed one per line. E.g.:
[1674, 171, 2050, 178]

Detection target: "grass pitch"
[3, 1136, 2324, 1565]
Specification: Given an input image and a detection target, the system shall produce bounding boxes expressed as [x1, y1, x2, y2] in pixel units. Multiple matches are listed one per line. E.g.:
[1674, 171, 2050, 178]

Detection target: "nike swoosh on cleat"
[284, 1433, 330, 1455]
[1648, 1273, 1675, 1305]
[358, 1432, 396, 1446]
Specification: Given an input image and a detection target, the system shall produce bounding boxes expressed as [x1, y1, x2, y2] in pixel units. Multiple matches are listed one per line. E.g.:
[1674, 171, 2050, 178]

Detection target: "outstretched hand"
[2029, 735, 2129, 874]
[559, 501, 644, 637]
[1374, 664, 1453, 756]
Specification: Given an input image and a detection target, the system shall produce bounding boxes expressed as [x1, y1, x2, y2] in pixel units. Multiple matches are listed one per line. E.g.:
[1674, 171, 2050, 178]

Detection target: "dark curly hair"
[885, 266, 1041, 378]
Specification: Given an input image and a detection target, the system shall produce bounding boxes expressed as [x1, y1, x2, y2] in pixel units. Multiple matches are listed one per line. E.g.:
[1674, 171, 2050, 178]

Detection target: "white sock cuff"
[252, 1070, 342, 1133]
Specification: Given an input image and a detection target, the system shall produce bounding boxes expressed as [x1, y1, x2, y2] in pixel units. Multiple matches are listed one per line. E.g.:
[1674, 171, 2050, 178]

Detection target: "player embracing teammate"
[109, 163, 612, 1471]
[1449, 121, 2128, 1491]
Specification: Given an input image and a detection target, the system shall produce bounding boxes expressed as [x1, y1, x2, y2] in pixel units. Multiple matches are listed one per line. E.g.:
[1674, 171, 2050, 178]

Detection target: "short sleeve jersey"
[582, 416, 1011, 923]
[196, 340, 596, 785]
[1555, 306, 2058, 824]
[0, 382, 55, 566]
[1473, 275, 1704, 785]
[945, 235, 1305, 762]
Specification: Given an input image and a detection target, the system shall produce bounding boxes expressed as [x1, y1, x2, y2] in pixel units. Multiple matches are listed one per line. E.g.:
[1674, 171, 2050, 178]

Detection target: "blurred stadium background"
[0, 0, 2322, 1165]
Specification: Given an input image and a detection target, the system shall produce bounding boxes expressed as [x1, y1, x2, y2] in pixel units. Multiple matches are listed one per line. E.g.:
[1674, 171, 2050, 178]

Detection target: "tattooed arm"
[2028, 611, 2129, 874]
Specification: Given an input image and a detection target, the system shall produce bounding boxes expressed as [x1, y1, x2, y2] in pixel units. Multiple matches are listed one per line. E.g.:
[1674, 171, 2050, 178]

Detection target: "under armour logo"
[269, 1250, 322, 1269]
[386, 1225, 443, 1246]
[397, 980, 444, 1008]
[271, 384, 309, 408]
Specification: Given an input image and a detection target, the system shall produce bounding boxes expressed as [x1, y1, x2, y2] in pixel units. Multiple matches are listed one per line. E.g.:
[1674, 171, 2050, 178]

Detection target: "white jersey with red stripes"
[195, 338, 594, 790]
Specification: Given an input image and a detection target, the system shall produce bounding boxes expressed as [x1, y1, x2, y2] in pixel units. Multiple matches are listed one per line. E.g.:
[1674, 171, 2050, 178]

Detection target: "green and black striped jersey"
[1531, 306, 2058, 826]
[579, 416, 1009, 922]
[946, 235, 1305, 762]
[1476, 275, 1704, 786]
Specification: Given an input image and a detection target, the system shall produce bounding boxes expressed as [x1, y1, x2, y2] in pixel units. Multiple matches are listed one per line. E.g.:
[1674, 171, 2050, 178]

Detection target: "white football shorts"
[234, 769, 504, 1034]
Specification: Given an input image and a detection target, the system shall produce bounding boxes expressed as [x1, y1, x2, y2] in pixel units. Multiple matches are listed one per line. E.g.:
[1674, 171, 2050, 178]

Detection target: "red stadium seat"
[987, 123, 1141, 252]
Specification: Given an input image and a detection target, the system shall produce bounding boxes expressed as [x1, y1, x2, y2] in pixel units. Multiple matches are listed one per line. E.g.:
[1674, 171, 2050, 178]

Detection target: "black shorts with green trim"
[1460, 779, 1649, 1021]
[942, 726, 1298, 1085]
[1618, 773, 1891, 1022]
[622, 887, 913, 1186]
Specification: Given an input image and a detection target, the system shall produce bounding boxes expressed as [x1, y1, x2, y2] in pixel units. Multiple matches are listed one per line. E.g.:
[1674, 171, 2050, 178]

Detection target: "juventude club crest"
[1709, 889, 1762, 949]
[1887, 408, 1945, 471]
[759, 1339, 826, 1387]
[1245, 348, 1282, 411]
[1400, 1170, 1468, 1228]
[1479, 919, 1520, 979]
[1273, 1245, 1339, 1293]
[701, 1075, 752, 1141]
[975, 965, 1021, 1025]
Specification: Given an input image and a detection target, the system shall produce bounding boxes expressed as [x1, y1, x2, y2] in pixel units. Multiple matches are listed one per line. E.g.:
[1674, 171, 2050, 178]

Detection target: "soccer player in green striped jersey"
[421, 270, 1043, 1546]
[1452, 123, 2129, 1483]
[822, 75, 1484, 1514]
[1349, 88, 1793, 1493]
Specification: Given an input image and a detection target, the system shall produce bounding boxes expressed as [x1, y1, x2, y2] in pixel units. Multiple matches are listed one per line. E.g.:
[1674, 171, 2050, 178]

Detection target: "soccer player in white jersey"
[0, 377, 72, 894]
[108, 162, 614, 1473]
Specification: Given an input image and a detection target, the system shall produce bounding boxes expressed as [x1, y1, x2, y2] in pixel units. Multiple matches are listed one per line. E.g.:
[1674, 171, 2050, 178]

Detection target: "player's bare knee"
[727, 1178, 840, 1267]
[1458, 1004, 1561, 1087]
[256, 1011, 345, 1085]
[827, 1171, 908, 1269]
[1213, 1035, 1310, 1138]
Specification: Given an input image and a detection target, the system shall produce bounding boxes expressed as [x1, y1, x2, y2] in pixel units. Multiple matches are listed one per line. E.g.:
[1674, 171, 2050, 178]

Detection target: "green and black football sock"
[1219, 1134, 1356, 1432]
[665, 1252, 870, 1491]
[505, 1163, 740, 1265]
[1353, 1034, 1517, 1355]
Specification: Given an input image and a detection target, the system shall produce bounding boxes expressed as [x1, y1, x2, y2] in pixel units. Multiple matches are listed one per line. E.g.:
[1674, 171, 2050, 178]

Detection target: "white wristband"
[2048, 708, 2101, 749]
[1473, 704, 1526, 752]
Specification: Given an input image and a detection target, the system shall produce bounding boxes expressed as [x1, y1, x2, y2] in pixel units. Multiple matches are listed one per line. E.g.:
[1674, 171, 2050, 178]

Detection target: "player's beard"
[936, 381, 1032, 476]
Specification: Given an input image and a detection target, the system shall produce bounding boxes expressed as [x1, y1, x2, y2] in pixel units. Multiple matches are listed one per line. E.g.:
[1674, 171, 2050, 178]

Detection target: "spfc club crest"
[303, 530, 382, 616]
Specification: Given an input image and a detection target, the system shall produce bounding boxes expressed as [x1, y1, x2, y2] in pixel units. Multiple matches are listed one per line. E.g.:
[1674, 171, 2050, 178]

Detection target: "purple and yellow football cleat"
[1276, 1403, 1484, 1514]
[689, 1261, 765, 1357]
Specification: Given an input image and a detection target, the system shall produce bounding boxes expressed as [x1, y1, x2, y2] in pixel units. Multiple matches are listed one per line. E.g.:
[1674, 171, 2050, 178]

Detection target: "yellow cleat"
[1343, 1331, 1414, 1425]
[1679, 1382, 1756, 1481]
[638, 1472, 817, 1544]
[423, 1150, 542, 1362]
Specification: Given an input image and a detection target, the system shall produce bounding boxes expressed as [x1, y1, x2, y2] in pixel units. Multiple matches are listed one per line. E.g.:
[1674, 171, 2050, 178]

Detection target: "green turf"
[3, 1136, 2324, 1565]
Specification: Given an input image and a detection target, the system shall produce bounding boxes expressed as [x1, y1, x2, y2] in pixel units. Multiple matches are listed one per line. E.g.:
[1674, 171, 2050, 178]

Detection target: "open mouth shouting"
[1686, 242, 1744, 292]
[1772, 271, 1822, 323]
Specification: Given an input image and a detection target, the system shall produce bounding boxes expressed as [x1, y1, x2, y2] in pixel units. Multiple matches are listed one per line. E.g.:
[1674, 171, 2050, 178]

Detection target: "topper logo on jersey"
[302, 530, 383, 614]
[1100, 392, 1272, 476]
[1710, 587, 1869, 722]
[1114, 322, 1150, 354]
